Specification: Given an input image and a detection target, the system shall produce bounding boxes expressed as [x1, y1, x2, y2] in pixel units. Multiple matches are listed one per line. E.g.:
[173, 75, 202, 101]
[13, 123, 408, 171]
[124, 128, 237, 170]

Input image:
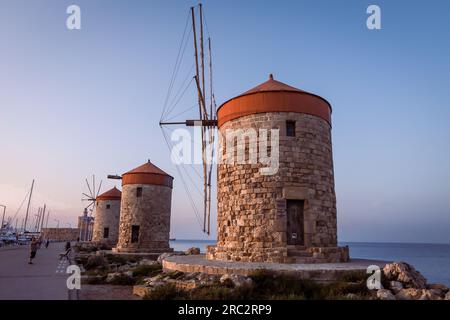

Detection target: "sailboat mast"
[45, 211, 50, 228]
[40, 204, 46, 231]
[24, 179, 35, 232]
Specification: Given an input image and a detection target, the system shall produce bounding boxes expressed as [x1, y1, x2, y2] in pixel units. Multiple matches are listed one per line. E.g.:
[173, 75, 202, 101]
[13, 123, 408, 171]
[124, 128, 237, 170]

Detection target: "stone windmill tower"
[206, 74, 349, 263]
[113, 161, 174, 253]
[92, 187, 121, 245]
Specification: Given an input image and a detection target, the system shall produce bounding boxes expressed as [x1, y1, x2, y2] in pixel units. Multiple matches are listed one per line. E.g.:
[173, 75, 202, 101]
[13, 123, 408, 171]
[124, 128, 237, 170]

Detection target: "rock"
[144, 275, 164, 286]
[139, 259, 159, 266]
[184, 247, 201, 255]
[419, 289, 442, 300]
[395, 288, 424, 300]
[124, 271, 133, 277]
[219, 274, 233, 286]
[445, 292, 450, 300]
[174, 279, 199, 290]
[219, 274, 252, 287]
[157, 252, 185, 263]
[106, 272, 121, 283]
[133, 285, 152, 297]
[184, 272, 200, 280]
[427, 283, 448, 293]
[389, 281, 403, 292]
[377, 289, 396, 300]
[118, 265, 131, 272]
[383, 262, 427, 289]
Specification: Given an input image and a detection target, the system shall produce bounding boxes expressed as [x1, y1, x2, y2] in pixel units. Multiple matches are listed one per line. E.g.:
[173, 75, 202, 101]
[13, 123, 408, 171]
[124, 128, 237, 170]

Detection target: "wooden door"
[286, 200, 305, 245]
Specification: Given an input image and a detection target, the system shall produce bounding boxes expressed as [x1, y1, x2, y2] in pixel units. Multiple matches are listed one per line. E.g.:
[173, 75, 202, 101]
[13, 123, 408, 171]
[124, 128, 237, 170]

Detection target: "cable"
[161, 10, 191, 121]
[161, 127, 203, 229]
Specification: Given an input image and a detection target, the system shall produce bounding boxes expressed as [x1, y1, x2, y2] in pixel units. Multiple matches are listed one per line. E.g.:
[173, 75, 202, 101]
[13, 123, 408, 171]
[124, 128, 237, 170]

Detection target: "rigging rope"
[10, 189, 31, 226]
[161, 127, 203, 229]
[161, 10, 192, 122]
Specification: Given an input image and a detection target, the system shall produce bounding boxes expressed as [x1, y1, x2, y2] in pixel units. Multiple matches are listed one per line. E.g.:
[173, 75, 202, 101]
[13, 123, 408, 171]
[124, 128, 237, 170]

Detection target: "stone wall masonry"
[41, 228, 79, 242]
[114, 184, 173, 253]
[207, 112, 345, 263]
[92, 199, 121, 245]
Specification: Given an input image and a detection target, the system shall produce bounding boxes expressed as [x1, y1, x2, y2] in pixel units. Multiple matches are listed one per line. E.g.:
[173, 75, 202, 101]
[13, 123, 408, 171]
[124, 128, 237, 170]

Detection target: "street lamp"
[54, 219, 60, 228]
[0, 205, 6, 230]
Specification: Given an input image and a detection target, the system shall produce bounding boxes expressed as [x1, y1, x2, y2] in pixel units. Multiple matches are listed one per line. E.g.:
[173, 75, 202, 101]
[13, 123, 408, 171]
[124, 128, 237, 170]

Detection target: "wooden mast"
[160, 4, 215, 235]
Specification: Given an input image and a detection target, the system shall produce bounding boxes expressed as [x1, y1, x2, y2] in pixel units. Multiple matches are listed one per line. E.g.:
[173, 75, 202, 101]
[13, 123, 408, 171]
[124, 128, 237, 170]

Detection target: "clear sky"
[1, 0, 449, 243]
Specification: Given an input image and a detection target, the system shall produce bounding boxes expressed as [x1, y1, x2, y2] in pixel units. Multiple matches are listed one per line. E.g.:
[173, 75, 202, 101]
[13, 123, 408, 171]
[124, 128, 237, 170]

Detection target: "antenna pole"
[24, 179, 35, 232]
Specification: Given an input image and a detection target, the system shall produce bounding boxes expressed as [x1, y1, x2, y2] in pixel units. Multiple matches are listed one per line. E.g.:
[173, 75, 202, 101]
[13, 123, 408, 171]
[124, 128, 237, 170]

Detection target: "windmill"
[81, 175, 102, 241]
[159, 3, 217, 235]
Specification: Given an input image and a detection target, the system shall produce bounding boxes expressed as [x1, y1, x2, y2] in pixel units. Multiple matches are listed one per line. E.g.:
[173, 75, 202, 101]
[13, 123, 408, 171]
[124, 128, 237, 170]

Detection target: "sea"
[169, 240, 450, 286]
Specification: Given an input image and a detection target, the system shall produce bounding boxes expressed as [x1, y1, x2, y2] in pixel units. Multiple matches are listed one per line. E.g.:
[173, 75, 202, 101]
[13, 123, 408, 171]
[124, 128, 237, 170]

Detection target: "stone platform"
[102, 250, 161, 261]
[163, 254, 390, 283]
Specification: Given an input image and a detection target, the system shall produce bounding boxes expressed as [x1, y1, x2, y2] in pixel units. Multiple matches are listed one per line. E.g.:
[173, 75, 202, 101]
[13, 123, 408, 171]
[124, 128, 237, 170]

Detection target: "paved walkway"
[0, 242, 74, 300]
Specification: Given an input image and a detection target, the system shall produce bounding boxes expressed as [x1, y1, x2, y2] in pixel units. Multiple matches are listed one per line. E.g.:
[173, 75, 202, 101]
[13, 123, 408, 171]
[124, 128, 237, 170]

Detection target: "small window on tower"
[286, 121, 296, 137]
[106, 204, 110, 209]
[136, 187, 142, 198]
[103, 227, 109, 239]
[131, 225, 140, 243]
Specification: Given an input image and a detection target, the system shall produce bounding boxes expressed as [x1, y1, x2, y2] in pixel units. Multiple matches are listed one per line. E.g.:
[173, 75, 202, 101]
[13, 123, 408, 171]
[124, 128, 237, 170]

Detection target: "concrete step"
[286, 256, 328, 264]
[287, 249, 312, 257]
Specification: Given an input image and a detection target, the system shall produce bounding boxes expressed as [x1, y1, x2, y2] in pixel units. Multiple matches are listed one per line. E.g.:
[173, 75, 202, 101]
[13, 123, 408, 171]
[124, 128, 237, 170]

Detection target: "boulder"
[395, 288, 424, 300]
[427, 283, 448, 293]
[124, 271, 133, 277]
[419, 289, 442, 300]
[139, 259, 159, 266]
[389, 281, 403, 292]
[220, 274, 252, 287]
[106, 272, 121, 283]
[157, 252, 185, 263]
[185, 247, 201, 255]
[383, 262, 427, 289]
[133, 285, 152, 298]
[377, 289, 396, 300]
[118, 265, 131, 272]
[144, 274, 165, 286]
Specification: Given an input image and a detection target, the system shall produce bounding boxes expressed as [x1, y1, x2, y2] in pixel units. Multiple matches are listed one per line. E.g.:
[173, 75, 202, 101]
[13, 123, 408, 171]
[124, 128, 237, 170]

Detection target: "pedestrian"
[65, 241, 71, 252]
[45, 239, 50, 249]
[28, 237, 38, 264]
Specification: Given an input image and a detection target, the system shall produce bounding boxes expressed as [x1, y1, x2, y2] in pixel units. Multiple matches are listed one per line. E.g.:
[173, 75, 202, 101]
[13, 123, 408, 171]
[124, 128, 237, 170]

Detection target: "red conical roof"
[124, 160, 171, 176]
[122, 160, 173, 188]
[240, 74, 305, 96]
[217, 74, 332, 128]
[96, 187, 121, 201]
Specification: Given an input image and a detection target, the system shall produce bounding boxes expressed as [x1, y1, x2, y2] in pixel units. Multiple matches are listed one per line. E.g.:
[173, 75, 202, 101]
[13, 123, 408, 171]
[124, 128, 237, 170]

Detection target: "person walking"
[45, 239, 50, 249]
[28, 237, 38, 264]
